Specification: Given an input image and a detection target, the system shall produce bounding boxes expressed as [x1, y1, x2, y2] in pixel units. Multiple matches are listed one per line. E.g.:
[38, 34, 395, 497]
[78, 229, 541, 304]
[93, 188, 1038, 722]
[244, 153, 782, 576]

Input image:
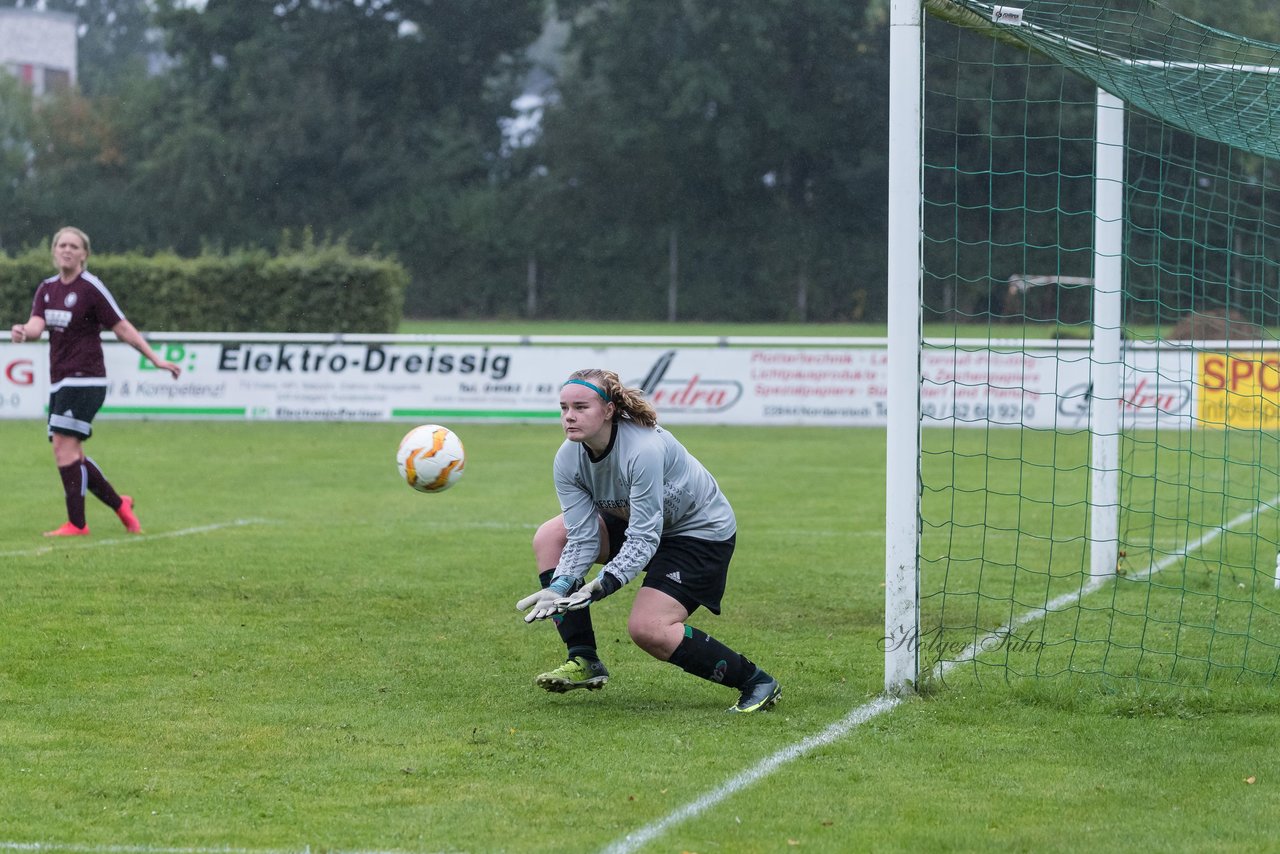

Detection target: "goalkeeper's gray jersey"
[553, 420, 736, 587]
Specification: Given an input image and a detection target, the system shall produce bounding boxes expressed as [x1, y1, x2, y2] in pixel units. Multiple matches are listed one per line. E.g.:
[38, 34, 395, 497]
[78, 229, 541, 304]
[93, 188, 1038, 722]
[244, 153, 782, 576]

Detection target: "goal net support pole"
[1090, 87, 1125, 582]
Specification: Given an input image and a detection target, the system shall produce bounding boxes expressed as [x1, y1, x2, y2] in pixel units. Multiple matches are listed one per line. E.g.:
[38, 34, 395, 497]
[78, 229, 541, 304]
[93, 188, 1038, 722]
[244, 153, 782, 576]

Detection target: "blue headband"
[563, 378, 610, 402]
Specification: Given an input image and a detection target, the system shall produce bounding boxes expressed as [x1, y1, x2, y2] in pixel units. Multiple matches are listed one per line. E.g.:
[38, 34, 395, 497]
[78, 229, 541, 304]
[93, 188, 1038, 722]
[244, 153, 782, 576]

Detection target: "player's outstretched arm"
[112, 319, 182, 379]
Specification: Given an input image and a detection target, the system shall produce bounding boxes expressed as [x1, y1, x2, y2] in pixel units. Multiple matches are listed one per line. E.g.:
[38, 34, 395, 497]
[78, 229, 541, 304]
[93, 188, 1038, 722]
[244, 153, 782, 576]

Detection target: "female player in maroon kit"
[9, 227, 182, 536]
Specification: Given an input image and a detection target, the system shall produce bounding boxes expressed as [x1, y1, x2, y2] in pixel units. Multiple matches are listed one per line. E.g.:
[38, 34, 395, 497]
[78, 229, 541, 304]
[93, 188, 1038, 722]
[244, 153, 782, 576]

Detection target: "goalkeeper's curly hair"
[567, 368, 658, 427]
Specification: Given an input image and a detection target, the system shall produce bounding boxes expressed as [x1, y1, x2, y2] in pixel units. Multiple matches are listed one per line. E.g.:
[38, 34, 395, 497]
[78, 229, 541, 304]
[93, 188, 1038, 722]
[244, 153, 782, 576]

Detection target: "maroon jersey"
[31, 270, 125, 389]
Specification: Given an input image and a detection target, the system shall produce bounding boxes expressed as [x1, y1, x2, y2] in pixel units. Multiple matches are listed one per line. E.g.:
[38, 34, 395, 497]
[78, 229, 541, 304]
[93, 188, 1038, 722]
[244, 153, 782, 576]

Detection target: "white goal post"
[884, 0, 924, 692]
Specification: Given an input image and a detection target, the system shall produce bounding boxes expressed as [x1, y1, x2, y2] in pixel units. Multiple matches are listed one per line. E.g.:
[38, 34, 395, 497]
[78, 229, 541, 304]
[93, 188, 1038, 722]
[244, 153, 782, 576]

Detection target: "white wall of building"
[0, 8, 77, 95]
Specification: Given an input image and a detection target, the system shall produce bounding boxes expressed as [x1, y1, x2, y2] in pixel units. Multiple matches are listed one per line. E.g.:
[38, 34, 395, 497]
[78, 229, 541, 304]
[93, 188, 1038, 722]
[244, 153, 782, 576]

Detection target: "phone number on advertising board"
[922, 402, 1036, 421]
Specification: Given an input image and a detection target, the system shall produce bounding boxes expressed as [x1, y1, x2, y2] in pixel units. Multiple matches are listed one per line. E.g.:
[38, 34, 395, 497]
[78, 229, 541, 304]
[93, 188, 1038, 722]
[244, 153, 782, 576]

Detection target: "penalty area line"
[0, 518, 269, 559]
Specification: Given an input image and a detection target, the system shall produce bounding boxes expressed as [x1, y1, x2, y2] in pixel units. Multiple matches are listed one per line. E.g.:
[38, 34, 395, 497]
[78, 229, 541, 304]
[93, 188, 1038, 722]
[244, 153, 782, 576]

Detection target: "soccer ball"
[396, 424, 466, 493]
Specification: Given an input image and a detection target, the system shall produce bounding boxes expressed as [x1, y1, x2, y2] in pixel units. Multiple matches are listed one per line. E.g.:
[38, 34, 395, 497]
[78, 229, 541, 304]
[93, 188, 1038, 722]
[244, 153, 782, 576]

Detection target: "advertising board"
[0, 335, 1205, 428]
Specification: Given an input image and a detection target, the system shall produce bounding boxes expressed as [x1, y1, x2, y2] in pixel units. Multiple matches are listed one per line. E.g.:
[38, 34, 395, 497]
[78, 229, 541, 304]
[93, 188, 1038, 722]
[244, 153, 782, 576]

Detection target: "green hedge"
[1, 246, 408, 333]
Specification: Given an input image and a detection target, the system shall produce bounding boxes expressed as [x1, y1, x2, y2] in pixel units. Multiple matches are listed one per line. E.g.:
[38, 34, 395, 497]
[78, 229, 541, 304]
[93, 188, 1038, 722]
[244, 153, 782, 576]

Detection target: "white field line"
[605, 493, 1280, 854]
[601, 695, 902, 854]
[0, 846, 441, 854]
[0, 845, 301, 854]
[0, 519, 268, 559]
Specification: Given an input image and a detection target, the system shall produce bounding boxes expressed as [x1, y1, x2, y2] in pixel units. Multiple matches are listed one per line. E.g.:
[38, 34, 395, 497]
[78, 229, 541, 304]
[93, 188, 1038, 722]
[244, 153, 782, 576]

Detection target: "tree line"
[0, 0, 1273, 322]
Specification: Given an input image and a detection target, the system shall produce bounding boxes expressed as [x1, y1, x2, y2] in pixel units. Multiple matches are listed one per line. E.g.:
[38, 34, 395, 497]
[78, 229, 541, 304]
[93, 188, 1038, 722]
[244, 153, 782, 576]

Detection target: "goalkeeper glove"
[555, 572, 622, 611]
[516, 575, 578, 623]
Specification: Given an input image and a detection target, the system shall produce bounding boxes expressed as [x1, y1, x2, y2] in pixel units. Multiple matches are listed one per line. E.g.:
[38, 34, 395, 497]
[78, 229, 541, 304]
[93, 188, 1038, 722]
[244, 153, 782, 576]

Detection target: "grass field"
[3, 419, 1279, 853]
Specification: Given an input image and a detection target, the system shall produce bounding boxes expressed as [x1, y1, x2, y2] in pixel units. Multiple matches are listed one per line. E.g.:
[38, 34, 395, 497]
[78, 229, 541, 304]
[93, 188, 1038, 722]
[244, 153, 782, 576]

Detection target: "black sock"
[83, 457, 122, 511]
[539, 569, 598, 661]
[667, 625, 754, 688]
[57, 462, 87, 528]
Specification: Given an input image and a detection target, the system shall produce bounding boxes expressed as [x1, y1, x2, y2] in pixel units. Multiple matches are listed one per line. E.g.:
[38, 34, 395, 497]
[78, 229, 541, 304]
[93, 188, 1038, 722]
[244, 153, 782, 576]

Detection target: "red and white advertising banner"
[922, 346, 1195, 430]
[0, 336, 1200, 428]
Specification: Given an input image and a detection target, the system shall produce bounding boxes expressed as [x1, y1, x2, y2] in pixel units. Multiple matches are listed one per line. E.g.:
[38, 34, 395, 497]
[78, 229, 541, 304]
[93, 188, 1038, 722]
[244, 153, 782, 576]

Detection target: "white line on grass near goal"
[0, 845, 298, 854]
[605, 494, 1280, 854]
[0, 845, 440, 854]
[602, 694, 901, 854]
[0, 519, 268, 559]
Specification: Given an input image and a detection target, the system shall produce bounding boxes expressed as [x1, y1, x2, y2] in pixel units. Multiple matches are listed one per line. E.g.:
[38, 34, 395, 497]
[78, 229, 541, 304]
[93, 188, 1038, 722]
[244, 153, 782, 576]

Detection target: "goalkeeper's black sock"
[668, 625, 753, 687]
[539, 569, 599, 661]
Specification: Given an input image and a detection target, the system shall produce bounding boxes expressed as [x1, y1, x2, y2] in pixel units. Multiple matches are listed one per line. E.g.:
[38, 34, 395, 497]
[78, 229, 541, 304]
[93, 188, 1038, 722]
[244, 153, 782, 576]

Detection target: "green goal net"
[895, 0, 1280, 689]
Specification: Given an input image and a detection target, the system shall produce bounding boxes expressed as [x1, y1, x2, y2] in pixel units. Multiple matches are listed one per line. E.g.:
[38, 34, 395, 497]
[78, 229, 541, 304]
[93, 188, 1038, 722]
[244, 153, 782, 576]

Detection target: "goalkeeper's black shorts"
[601, 513, 736, 616]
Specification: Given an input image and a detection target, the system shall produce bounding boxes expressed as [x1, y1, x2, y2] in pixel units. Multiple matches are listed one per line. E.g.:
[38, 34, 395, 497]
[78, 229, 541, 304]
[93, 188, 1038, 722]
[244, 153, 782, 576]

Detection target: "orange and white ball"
[396, 424, 466, 493]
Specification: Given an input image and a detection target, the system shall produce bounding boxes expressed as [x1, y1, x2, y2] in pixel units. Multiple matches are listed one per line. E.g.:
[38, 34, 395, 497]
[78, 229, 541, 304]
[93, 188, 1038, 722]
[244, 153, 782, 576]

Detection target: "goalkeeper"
[516, 368, 781, 713]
